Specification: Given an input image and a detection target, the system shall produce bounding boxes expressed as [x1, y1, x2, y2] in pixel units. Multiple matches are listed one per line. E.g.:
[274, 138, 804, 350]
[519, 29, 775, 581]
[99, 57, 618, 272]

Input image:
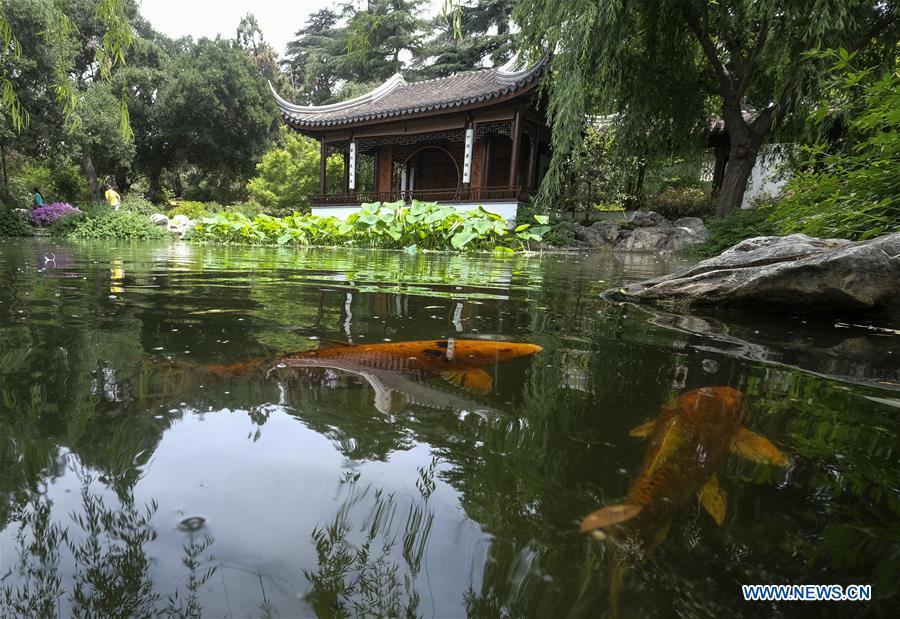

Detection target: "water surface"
[0, 238, 897, 617]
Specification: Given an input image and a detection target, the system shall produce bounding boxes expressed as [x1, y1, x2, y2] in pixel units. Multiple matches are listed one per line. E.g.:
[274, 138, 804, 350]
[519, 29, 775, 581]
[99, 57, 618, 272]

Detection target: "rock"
[564, 220, 626, 248]
[606, 232, 900, 312]
[150, 213, 169, 226]
[614, 218, 709, 252]
[166, 214, 196, 238]
[672, 217, 709, 241]
[630, 210, 667, 227]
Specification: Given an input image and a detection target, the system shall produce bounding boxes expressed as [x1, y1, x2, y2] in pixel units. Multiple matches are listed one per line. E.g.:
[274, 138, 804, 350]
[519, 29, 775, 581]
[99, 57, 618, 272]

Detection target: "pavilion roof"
[271, 59, 546, 129]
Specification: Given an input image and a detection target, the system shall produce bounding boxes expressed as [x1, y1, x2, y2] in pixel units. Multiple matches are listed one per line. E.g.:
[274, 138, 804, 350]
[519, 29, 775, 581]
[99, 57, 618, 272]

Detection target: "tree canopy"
[515, 0, 899, 215]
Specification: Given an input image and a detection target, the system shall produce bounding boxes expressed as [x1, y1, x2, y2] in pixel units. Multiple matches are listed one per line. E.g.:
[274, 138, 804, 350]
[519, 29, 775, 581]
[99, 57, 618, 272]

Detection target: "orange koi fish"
[580, 387, 789, 615]
[206, 339, 543, 410]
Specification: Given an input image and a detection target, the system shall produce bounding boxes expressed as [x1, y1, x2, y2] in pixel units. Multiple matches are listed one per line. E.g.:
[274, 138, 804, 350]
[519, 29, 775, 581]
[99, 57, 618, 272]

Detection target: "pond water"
[0, 238, 897, 618]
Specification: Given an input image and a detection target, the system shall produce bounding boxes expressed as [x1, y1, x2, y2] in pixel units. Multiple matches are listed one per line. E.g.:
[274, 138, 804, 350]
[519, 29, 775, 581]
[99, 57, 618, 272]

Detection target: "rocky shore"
[561, 211, 709, 252]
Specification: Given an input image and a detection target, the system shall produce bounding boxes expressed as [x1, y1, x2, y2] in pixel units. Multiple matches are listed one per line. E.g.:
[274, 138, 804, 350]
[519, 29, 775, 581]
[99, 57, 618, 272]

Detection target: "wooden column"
[483, 139, 492, 190]
[377, 145, 393, 200]
[508, 109, 522, 188]
[526, 130, 539, 189]
[319, 138, 327, 195]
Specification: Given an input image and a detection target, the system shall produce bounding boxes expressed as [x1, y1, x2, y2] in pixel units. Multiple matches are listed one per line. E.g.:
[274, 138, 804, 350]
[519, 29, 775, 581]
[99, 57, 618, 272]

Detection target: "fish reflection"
[208, 339, 543, 416]
[580, 387, 789, 615]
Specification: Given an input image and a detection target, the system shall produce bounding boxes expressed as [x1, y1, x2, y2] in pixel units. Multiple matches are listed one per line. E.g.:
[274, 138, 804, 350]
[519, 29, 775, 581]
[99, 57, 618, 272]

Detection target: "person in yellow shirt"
[104, 186, 121, 210]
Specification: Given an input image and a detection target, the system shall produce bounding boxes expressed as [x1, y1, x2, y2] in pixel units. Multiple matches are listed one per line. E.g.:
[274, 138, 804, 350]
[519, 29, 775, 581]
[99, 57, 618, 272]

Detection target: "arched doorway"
[401, 146, 460, 195]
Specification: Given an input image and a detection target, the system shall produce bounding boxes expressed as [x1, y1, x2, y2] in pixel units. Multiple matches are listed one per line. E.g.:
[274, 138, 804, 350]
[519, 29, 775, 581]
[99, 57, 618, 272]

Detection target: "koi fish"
[208, 339, 542, 394]
[580, 386, 788, 615]
[206, 339, 543, 415]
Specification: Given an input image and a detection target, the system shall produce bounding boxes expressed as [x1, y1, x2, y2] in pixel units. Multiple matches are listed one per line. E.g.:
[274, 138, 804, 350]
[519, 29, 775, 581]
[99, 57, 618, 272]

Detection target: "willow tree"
[515, 0, 895, 216]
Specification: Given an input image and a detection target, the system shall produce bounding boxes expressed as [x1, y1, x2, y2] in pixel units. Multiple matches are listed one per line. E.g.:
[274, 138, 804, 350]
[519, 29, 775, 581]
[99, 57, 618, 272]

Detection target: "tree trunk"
[115, 166, 129, 193]
[147, 166, 163, 203]
[82, 149, 102, 203]
[715, 103, 772, 217]
[715, 146, 758, 216]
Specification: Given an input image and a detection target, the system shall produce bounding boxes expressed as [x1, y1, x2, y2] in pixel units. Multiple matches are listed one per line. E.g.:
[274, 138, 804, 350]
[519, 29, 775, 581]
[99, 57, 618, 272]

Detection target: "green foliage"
[767, 51, 899, 241]
[119, 194, 160, 216]
[47, 211, 84, 237]
[156, 38, 278, 181]
[690, 208, 779, 258]
[8, 159, 90, 208]
[226, 201, 264, 219]
[646, 186, 713, 220]
[166, 201, 221, 220]
[515, 0, 893, 214]
[247, 129, 343, 213]
[0, 207, 33, 236]
[190, 201, 553, 252]
[65, 209, 167, 240]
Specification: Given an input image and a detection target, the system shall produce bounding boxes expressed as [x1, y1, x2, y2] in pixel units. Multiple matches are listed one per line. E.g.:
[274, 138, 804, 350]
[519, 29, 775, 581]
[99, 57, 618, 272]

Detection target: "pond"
[0, 238, 897, 618]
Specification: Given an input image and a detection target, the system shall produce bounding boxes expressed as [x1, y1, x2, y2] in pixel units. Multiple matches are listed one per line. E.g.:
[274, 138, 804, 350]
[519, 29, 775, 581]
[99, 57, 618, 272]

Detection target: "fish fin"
[731, 427, 789, 467]
[441, 367, 493, 394]
[649, 518, 672, 551]
[580, 503, 643, 534]
[628, 420, 656, 438]
[698, 473, 727, 526]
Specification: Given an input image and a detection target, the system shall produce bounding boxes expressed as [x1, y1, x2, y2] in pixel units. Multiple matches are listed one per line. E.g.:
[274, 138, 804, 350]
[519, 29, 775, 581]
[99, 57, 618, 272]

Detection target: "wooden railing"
[310, 186, 531, 207]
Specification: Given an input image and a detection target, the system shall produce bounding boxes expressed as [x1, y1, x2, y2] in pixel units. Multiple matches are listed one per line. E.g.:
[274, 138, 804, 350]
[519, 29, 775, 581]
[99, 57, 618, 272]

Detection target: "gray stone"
[630, 210, 667, 227]
[150, 213, 169, 226]
[606, 232, 900, 312]
[614, 218, 709, 252]
[564, 220, 625, 248]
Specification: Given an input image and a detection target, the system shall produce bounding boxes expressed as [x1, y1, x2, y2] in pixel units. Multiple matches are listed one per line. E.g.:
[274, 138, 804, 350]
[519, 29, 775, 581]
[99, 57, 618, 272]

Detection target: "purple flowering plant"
[31, 202, 83, 227]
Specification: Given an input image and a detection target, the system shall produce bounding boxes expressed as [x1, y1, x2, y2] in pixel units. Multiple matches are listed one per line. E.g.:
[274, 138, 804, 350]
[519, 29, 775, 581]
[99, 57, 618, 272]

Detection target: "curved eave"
[275, 59, 547, 130]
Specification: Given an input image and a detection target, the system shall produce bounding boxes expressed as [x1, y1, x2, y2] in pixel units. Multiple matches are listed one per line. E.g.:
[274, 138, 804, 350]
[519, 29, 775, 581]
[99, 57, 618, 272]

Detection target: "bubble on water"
[177, 516, 206, 532]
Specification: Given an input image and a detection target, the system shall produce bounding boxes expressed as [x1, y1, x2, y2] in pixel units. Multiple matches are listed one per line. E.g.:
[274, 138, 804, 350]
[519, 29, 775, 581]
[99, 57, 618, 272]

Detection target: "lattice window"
[476, 121, 512, 139]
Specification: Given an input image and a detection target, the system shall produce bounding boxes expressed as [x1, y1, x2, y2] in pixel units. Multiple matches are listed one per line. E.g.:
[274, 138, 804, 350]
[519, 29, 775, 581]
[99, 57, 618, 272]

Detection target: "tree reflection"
[303, 460, 438, 618]
[0, 478, 217, 618]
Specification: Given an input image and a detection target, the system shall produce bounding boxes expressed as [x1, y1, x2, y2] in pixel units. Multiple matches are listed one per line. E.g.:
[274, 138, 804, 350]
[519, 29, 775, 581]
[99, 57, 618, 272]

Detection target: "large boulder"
[605, 232, 900, 312]
[150, 213, 169, 226]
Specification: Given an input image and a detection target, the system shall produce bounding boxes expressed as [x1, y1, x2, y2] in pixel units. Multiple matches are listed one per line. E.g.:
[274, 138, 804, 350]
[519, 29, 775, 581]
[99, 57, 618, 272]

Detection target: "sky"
[139, 0, 444, 60]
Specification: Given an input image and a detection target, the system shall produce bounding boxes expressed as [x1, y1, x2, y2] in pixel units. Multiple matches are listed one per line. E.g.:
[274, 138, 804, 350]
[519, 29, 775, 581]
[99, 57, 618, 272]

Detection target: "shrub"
[646, 186, 713, 220]
[120, 194, 162, 216]
[190, 201, 553, 252]
[247, 127, 344, 213]
[690, 207, 779, 258]
[30, 202, 83, 227]
[167, 201, 221, 220]
[227, 201, 264, 218]
[48, 213, 84, 237]
[66, 210, 169, 240]
[766, 51, 899, 241]
[0, 208, 33, 237]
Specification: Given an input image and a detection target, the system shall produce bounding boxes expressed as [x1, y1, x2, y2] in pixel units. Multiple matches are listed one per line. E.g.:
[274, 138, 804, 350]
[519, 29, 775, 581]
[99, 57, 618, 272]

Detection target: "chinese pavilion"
[270, 59, 549, 219]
